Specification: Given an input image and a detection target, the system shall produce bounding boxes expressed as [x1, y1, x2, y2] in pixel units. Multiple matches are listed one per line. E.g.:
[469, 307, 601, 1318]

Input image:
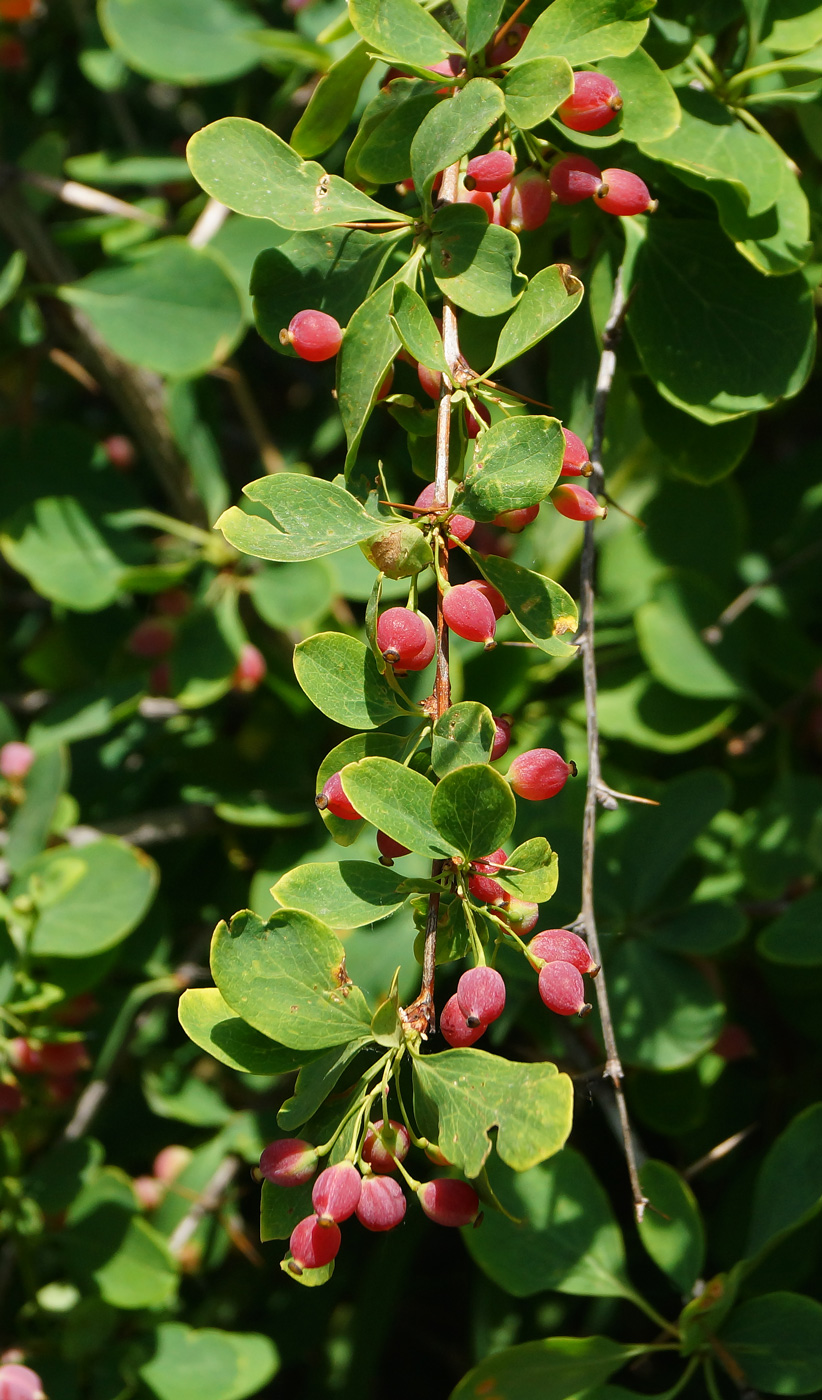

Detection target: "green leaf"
[67, 1169, 177, 1310]
[637, 382, 756, 485]
[431, 701, 496, 777]
[612, 771, 732, 915]
[272, 861, 424, 928]
[625, 217, 816, 423]
[510, 0, 654, 66]
[1, 495, 128, 613]
[502, 57, 574, 128]
[766, 0, 822, 51]
[449, 1337, 647, 1400]
[430, 763, 516, 860]
[747, 1104, 822, 1259]
[349, 0, 462, 65]
[211, 908, 373, 1049]
[218, 474, 379, 562]
[636, 573, 746, 700]
[15, 838, 158, 958]
[391, 282, 450, 374]
[0, 249, 25, 311]
[178, 988, 313, 1075]
[278, 1040, 369, 1129]
[316, 730, 409, 846]
[140, 1323, 278, 1400]
[293, 632, 405, 729]
[496, 838, 559, 903]
[412, 1047, 572, 1177]
[605, 940, 725, 1070]
[356, 82, 443, 183]
[719, 1294, 822, 1395]
[340, 756, 458, 858]
[592, 667, 738, 753]
[4, 746, 67, 873]
[186, 118, 402, 229]
[470, 552, 579, 658]
[429, 204, 526, 316]
[410, 78, 504, 198]
[594, 48, 681, 144]
[487, 264, 584, 374]
[292, 42, 374, 158]
[260, 1179, 315, 1241]
[338, 268, 412, 472]
[464, 1147, 631, 1298]
[99, 0, 264, 84]
[647, 901, 747, 956]
[466, 0, 505, 54]
[249, 29, 329, 69]
[459, 414, 565, 520]
[638, 1160, 705, 1293]
[249, 560, 333, 627]
[757, 891, 822, 965]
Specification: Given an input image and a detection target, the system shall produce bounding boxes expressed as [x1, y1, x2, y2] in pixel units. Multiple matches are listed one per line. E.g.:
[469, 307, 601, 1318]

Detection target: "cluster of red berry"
[126, 590, 266, 696]
[4, 1033, 90, 1114]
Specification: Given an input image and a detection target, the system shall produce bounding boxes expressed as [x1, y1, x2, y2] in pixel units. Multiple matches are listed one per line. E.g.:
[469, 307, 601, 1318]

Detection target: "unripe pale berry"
[103, 433, 136, 470]
[561, 429, 592, 476]
[491, 716, 512, 761]
[486, 21, 530, 66]
[440, 994, 485, 1047]
[496, 898, 539, 935]
[356, 1174, 407, 1231]
[443, 584, 496, 647]
[281, 310, 343, 362]
[417, 361, 442, 400]
[493, 504, 539, 532]
[259, 1138, 318, 1187]
[128, 619, 175, 659]
[133, 1175, 165, 1211]
[457, 966, 506, 1027]
[394, 613, 436, 673]
[154, 1145, 193, 1182]
[551, 483, 606, 521]
[377, 830, 411, 865]
[508, 748, 576, 801]
[0, 742, 35, 781]
[538, 960, 591, 1016]
[312, 1161, 362, 1223]
[558, 72, 622, 133]
[465, 400, 491, 438]
[594, 168, 656, 216]
[316, 771, 360, 822]
[529, 929, 599, 975]
[377, 607, 428, 668]
[232, 642, 266, 692]
[498, 169, 552, 233]
[464, 151, 515, 193]
[413, 483, 475, 546]
[468, 848, 508, 906]
[0, 1365, 46, 1400]
[466, 579, 507, 618]
[458, 183, 495, 221]
[362, 1119, 411, 1174]
[550, 155, 604, 204]
[289, 1213, 341, 1269]
[418, 1177, 480, 1227]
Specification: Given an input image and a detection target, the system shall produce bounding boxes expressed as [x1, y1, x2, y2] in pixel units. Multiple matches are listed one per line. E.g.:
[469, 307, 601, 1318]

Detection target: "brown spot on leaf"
[553, 614, 577, 636]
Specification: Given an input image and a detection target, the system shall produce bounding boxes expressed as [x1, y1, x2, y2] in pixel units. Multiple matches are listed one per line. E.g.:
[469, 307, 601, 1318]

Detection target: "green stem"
[726, 55, 812, 93]
[93, 975, 181, 1081]
[622, 1284, 681, 1338]
[316, 1051, 393, 1158]
[703, 1358, 726, 1400]
[693, 43, 723, 84]
[461, 893, 487, 966]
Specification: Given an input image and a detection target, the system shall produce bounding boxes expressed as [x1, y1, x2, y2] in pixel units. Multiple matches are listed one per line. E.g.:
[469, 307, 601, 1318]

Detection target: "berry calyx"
[466, 579, 507, 618]
[0, 1365, 46, 1400]
[529, 929, 599, 975]
[316, 771, 360, 821]
[289, 1214, 341, 1269]
[232, 642, 266, 691]
[376, 606, 429, 668]
[498, 170, 552, 233]
[153, 1144, 193, 1182]
[551, 483, 606, 521]
[558, 72, 622, 133]
[259, 1138, 318, 1186]
[492, 504, 539, 532]
[594, 169, 657, 216]
[464, 151, 516, 193]
[281, 310, 343, 362]
[362, 1119, 411, 1174]
[312, 1161, 362, 1223]
[442, 584, 496, 648]
[413, 483, 475, 546]
[418, 1178, 480, 1227]
[440, 994, 485, 1047]
[561, 429, 592, 476]
[377, 831, 411, 865]
[550, 155, 604, 204]
[508, 749, 577, 801]
[457, 966, 506, 1027]
[356, 1174, 407, 1231]
[538, 961, 591, 1016]
[486, 21, 530, 66]
[491, 715, 512, 761]
[464, 399, 491, 438]
[496, 898, 539, 936]
[0, 742, 35, 780]
[468, 848, 509, 906]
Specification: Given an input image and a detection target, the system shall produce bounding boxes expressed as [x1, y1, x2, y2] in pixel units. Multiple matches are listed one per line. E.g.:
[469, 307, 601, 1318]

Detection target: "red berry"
[155, 587, 190, 617]
[102, 434, 136, 470]
[377, 831, 411, 865]
[496, 898, 539, 935]
[486, 21, 530, 66]
[44, 1075, 77, 1106]
[458, 183, 495, 221]
[492, 504, 539, 532]
[418, 1178, 480, 1227]
[464, 400, 491, 438]
[362, 1119, 410, 1174]
[0, 1082, 22, 1117]
[12, 1040, 89, 1077]
[551, 483, 606, 521]
[377, 606, 428, 668]
[529, 929, 598, 975]
[558, 72, 622, 133]
[508, 748, 576, 801]
[413, 483, 475, 546]
[55, 993, 98, 1027]
[153, 1145, 193, 1182]
[0, 1365, 46, 1400]
[464, 151, 516, 193]
[0, 38, 26, 69]
[440, 994, 485, 1047]
[289, 1214, 341, 1269]
[128, 619, 175, 659]
[133, 1175, 165, 1210]
[259, 1139, 317, 1187]
[232, 642, 266, 692]
[457, 967, 506, 1027]
[0, 0, 37, 18]
[282, 310, 343, 362]
[561, 429, 592, 476]
[594, 168, 656, 216]
[377, 364, 394, 400]
[498, 170, 552, 233]
[316, 771, 360, 822]
[312, 1161, 362, 1223]
[427, 54, 465, 79]
[443, 584, 496, 647]
[468, 848, 508, 905]
[550, 155, 604, 204]
[395, 613, 436, 673]
[417, 361, 442, 400]
[356, 1174, 407, 1231]
[538, 960, 591, 1016]
[491, 716, 512, 761]
[0, 742, 34, 780]
[466, 579, 507, 618]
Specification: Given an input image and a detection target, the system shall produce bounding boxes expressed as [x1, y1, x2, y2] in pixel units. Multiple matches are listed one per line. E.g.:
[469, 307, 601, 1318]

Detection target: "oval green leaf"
[430, 762, 516, 859]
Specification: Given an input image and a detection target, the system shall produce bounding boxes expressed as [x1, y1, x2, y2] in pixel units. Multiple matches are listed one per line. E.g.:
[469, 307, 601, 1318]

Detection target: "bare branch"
[168, 1156, 240, 1255]
[683, 1125, 756, 1180]
[16, 167, 166, 227]
[188, 196, 231, 248]
[703, 539, 822, 645]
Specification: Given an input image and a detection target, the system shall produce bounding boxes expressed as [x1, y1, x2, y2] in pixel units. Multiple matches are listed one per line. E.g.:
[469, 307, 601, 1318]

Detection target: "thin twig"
[168, 1156, 240, 1255]
[703, 539, 822, 644]
[210, 363, 286, 473]
[683, 1125, 756, 1180]
[187, 196, 231, 248]
[14, 167, 166, 227]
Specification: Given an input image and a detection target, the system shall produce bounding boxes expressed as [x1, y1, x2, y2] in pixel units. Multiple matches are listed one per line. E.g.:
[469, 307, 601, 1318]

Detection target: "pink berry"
[486, 21, 530, 66]
[466, 579, 507, 618]
[440, 994, 485, 1047]
[33, 1042, 89, 1077]
[103, 434, 136, 471]
[457, 967, 506, 1027]
[232, 642, 266, 692]
[558, 72, 622, 133]
[133, 1175, 165, 1210]
[316, 771, 360, 821]
[458, 183, 495, 221]
[312, 1161, 362, 1223]
[289, 1213, 341, 1268]
[377, 364, 394, 400]
[491, 716, 512, 761]
[153, 1145, 193, 1182]
[362, 1119, 410, 1174]
[492, 504, 539, 532]
[550, 155, 604, 204]
[594, 168, 656, 216]
[377, 830, 411, 865]
[259, 1138, 317, 1187]
[538, 960, 591, 1016]
[498, 170, 552, 233]
[468, 848, 509, 906]
[561, 429, 592, 476]
[427, 54, 465, 79]
[377, 607, 429, 668]
[417, 361, 441, 400]
[529, 929, 599, 975]
[551, 483, 606, 521]
[508, 748, 576, 801]
[418, 1178, 480, 1227]
[282, 310, 343, 362]
[395, 613, 437, 673]
[465, 400, 491, 438]
[496, 898, 539, 935]
[0, 1082, 22, 1117]
[464, 151, 515, 194]
[0, 742, 34, 781]
[443, 584, 496, 647]
[413, 483, 475, 546]
[128, 619, 175, 659]
[356, 1174, 407, 1231]
[0, 1365, 46, 1400]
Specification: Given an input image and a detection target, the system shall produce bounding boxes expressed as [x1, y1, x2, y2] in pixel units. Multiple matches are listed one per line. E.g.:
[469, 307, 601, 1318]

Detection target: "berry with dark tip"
[486, 21, 530, 66]
[312, 1162, 362, 1223]
[0, 1365, 46, 1400]
[594, 169, 656, 216]
[561, 429, 592, 476]
[558, 72, 622, 133]
[538, 960, 591, 1016]
[493, 504, 539, 532]
[457, 966, 506, 1027]
[508, 749, 577, 801]
[466, 579, 507, 618]
[281, 310, 342, 362]
[550, 155, 604, 204]
[551, 483, 606, 521]
[498, 169, 552, 233]
[0, 742, 35, 781]
[443, 585, 496, 647]
[377, 831, 411, 865]
[289, 1214, 341, 1269]
[418, 1178, 480, 1227]
[440, 994, 485, 1047]
[529, 929, 599, 974]
[356, 1175, 407, 1231]
[259, 1139, 318, 1187]
[362, 1119, 411, 1174]
[377, 606, 429, 668]
[491, 715, 512, 761]
[316, 771, 360, 821]
[468, 848, 508, 906]
[464, 151, 515, 193]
